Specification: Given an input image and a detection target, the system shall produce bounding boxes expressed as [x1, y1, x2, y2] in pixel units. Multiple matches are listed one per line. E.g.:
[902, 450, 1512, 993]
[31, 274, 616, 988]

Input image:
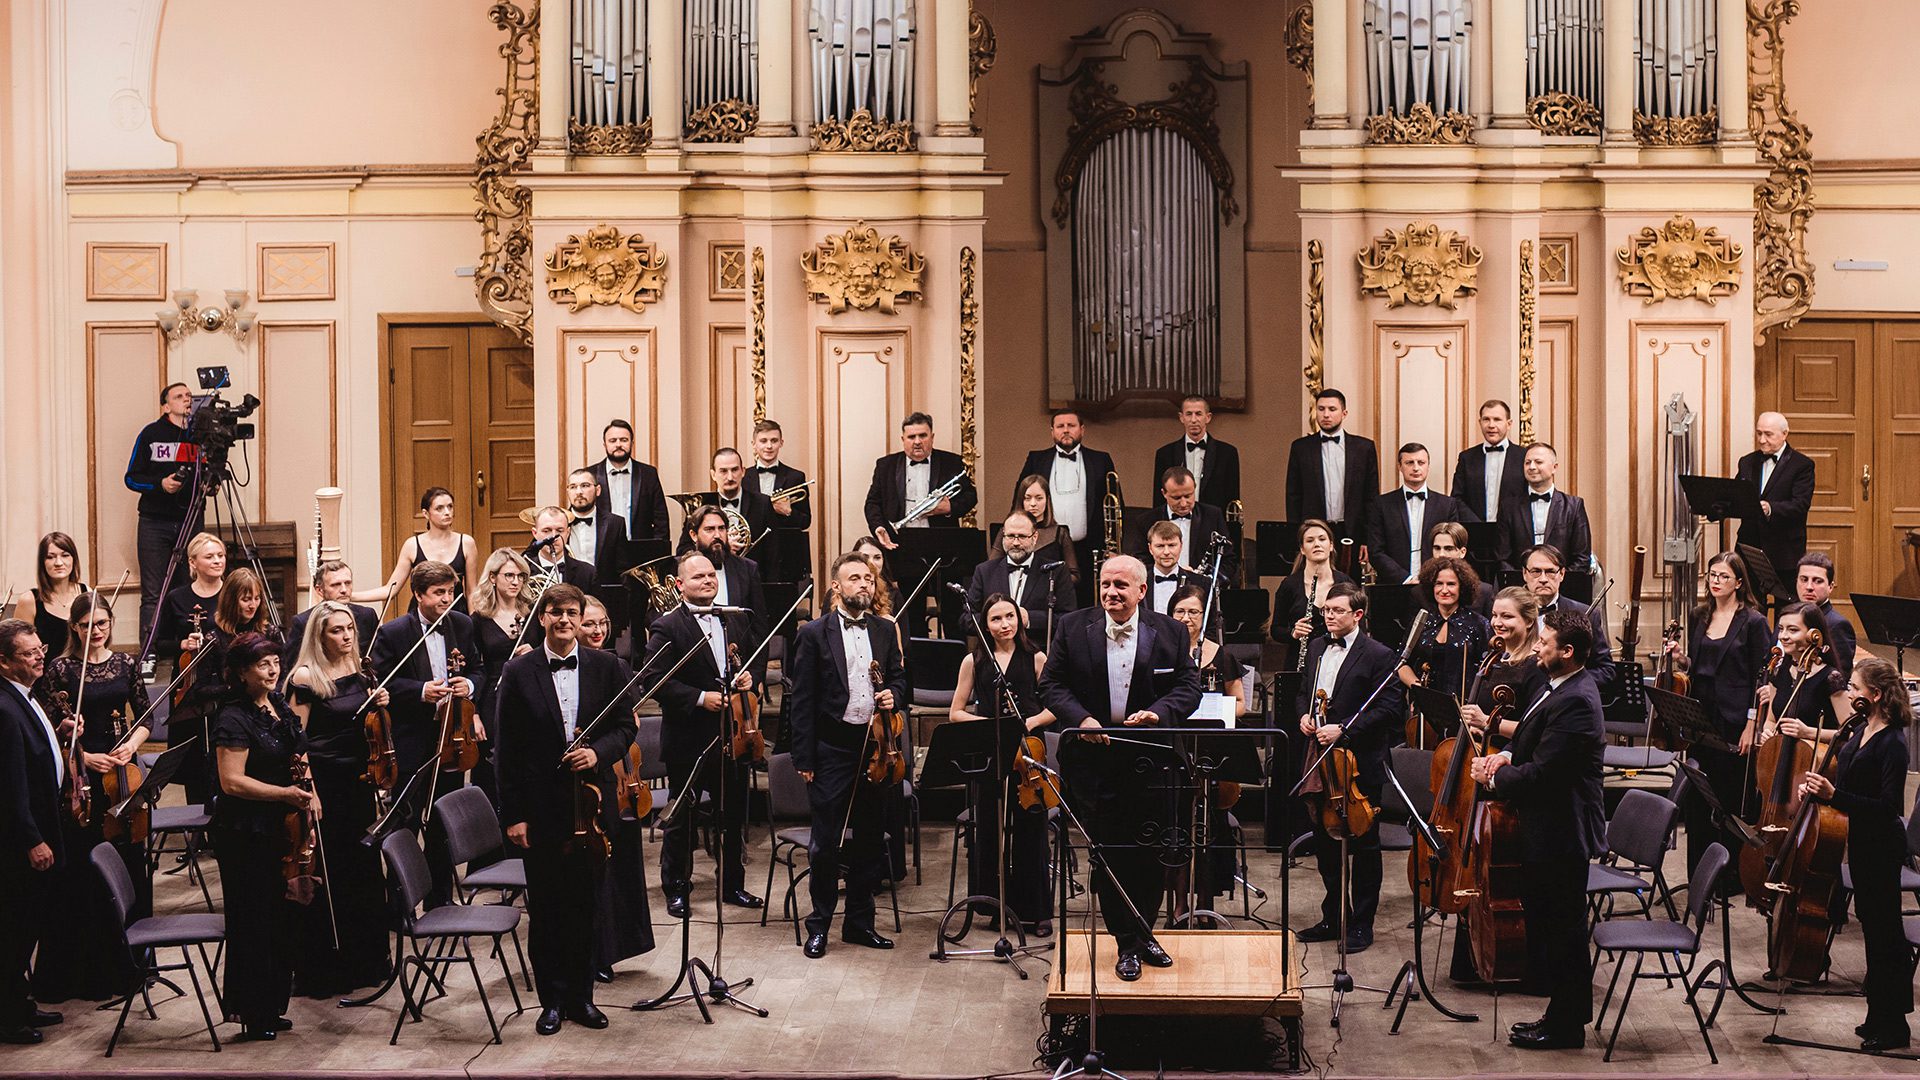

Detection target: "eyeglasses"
[497, 571, 527, 582]
[11, 645, 47, 661]
[1523, 566, 1562, 577]
[1707, 571, 1736, 583]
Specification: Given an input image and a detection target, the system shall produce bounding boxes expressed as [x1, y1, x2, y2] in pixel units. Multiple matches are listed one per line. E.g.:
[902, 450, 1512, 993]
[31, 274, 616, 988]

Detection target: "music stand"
[111, 738, 196, 822]
[1256, 521, 1302, 579]
[1407, 684, 1463, 742]
[897, 527, 987, 636]
[923, 716, 1050, 972]
[1562, 570, 1595, 606]
[1679, 474, 1763, 525]
[1220, 588, 1271, 645]
[1735, 543, 1787, 606]
[1666, 755, 1783, 1018]
[1363, 583, 1417, 648]
[1166, 718, 1263, 930]
[1462, 522, 1502, 563]
[1646, 685, 1735, 753]
[1847, 592, 1920, 676]
[1263, 671, 1306, 854]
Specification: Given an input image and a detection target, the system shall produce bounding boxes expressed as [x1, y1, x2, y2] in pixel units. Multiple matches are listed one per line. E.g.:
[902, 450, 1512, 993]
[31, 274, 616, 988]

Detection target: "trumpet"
[890, 472, 965, 533]
[1225, 498, 1245, 527]
[768, 479, 815, 506]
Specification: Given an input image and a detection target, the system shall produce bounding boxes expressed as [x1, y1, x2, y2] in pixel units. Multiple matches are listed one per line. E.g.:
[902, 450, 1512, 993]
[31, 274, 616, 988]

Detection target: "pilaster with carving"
[474, 1, 540, 343]
[1750, 0, 1814, 342]
[959, 246, 980, 527]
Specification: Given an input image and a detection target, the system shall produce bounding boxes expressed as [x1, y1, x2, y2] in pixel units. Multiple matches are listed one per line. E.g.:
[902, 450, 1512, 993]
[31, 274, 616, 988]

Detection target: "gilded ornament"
[1518, 240, 1537, 446]
[1750, 0, 1815, 342]
[751, 248, 766, 422]
[1285, 4, 1314, 114]
[1304, 239, 1325, 400]
[544, 225, 669, 313]
[1634, 107, 1718, 146]
[1052, 58, 1237, 228]
[958, 247, 980, 528]
[569, 118, 652, 154]
[1527, 91, 1601, 136]
[810, 108, 918, 152]
[473, 1, 540, 344]
[801, 223, 926, 314]
[1357, 222, 1483, 309]
[1366, 103, 1474, 145]
[685, 100, 758, 143]
[968, 8, 997, 131]
[1616, 215, 1743, 304]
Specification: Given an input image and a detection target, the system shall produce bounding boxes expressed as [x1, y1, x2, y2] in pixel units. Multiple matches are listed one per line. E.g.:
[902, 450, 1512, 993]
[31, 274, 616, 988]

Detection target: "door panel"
[386, 326, 474, 570]
[472, 325, 537, 556]
[1876, 324, 1920, 592]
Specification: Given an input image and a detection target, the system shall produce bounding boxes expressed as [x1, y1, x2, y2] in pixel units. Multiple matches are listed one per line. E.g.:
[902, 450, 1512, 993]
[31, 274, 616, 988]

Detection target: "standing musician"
[1797, 657, 1913, 1052]
[175, 567, 277, 806]
[357, 488, 480, 615]
[788, 553, 910, 959]
[709, 447, 775, 542]
[285, 603, 391, 994]
[966, 511, 1073, 641]
[1794, 553, 1858, 681]
[1127, 467, 1237, 583]
[1295, 583, 1404, 953]
[1038, 555, 1202, 981]
[1749, 602, 1843, 756]
[589, 419, 672, 545]
[1142, 522, 1204, 617]
[494, 584, 637, 1035]
[680, 506, 770, 643]
[645, 551, 766, 917]
[471, 548, 535, 813]
[125, 381, 201, 637]
[154, 530, 225, 653]
[564, 468, 633, 609]
[12, 532, 84, 659]
[1168, 584, 1247, 919]
[864, 411, 979, 550]
[1429, 524, 1496, 614]
[529, 506, 597, 593]
[577, 592, 655, 982]
[0, 621, 65, 1044]
[750, 420, 813, 580]
[1271, 519, 1351, 670]
[1468, 609, 1606, 1050]
[1732, 413, 1815, 599]
[1367, 443, 1462, 584]
[281, 560, 380, 675]
[1153, 395, 1241, 514]
[1285, 388, 1380, 530]
[1398, 557, 1490, 704]
[1500, 444, 1592, 572]
[1519, 544, 1614, 685]
[1450, 399, 1527, 525]
[580, 596, 614, 651]
[210, 633, 313, 1042]
[1015, 410, 1118, 608]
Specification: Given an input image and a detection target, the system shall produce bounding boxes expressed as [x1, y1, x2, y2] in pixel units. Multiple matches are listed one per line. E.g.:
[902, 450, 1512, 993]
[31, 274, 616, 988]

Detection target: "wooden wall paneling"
[1874, 322, 1920, 590]
[558, 326, 658, 497]
[1373, 322, 1467, 472]
[86, 323, 167, 584]
[1539, 318, 1578, 494]
[817, 328, 912, 562]
[707, 323, 750, 454]
[258, 321, 337, 588]
[1756, 319, 1871, 600]
[1632, 323, 1728, 584]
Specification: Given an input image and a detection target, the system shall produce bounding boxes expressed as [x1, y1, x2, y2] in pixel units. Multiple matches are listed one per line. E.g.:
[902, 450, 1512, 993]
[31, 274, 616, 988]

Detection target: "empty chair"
[433, 787, 532, 990]
[92, 842, 225, 1056]
[380, 830, 524, 1045]
[1587, 789, 1681, 926]
[762, 752, 814, 940]
[1590, 842, 1734, 1064]
[908, 638, 968, 710]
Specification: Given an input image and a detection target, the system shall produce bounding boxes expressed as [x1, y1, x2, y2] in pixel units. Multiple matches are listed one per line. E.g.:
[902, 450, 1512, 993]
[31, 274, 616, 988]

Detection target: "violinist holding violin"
[646, 551, 767, 917]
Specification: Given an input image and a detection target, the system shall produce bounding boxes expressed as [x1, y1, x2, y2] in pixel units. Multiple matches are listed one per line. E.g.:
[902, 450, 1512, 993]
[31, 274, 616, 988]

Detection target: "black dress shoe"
[29, 1009, 61, 1027]
[666, 894, 690, 919]
[567, 1003, 609, 1029]
[803, 933, 828, 959]
[0, 1026, 42, 1045]
[1139, 939, 1174, 968]
[267, 1016, 294, 1032]
[1509, 1018, 1546, 1035]
[1856, 1022, 1873, 1038]
[1296, 921, 1339, 943]
[842, 928, 895, 950]
[1345, 927, 1374, 953]
[594, 967, 614, 984]
[1862, 1031, 1912, 1053]
[235, 1026, 278, 1043]
[1115, 951, 1143, 981]
[535, 1008, 564, 1036]
[723, 888, 764, 909]
[1509, 1027, 1584, 1050]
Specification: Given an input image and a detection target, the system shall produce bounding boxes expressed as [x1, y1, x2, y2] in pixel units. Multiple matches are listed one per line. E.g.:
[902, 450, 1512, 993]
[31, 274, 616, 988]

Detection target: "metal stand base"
[638, 957, 768, 1024]
[932, 894, 1052, 977]
[1763, 1033, 1920, 1061]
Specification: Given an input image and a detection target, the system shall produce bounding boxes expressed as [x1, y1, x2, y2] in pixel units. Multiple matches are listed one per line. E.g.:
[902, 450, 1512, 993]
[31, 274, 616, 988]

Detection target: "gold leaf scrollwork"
[569, 119, 652, 154]
[1518, 240, 1537, 446]
[810, 108, 919, 152]
[1634, 107, 1719, 146]
[1052, 58, 1237, 228]
[1527, 91, 1601, 136]
[1616, 215, 1743, 304]
[968, 8, 997, 132]
[1285, 4, 1314, 115]
[801, 222, 926, 314]
[473, 1, 539, 344]
[685, 100, 758, 143]
[959, 247, 980, 528]
[544, 225, 669, 313]
[1304, 239, 1325, 401]
[1366, 103, 1474, 145]
[751, 248, 766, 422]
[1751, 0, 1814, 343]
[1357, 222, 1483, 309]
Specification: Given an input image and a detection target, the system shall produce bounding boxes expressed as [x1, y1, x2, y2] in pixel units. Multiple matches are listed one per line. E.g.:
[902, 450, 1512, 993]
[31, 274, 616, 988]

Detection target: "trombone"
[890, 472, 965, 533]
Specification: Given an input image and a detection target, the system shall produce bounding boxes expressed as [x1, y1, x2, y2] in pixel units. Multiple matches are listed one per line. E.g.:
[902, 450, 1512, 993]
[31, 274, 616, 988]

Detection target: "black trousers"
[168, 709, 214, 808]
[1852, 841, 1915, 1039]
[1060, 739, 1170, 951]
[1522, 854, 1593, 1032]
[523, 841, 605, 1010]
[661, 751, 750, 896]
[1310, 779, 1383, 932]
[805, 744, 887, 937]
[0, 862, 52, 1028]
[213, 829, 294, 1026]
[966, 778, 1052, 923]
[137, 513, 193, 641]
[293, 763, 389, 994]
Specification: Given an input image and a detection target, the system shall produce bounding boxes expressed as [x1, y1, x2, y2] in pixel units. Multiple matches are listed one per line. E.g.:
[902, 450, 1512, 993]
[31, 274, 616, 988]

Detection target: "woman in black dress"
[29, 593, 147, 1002]
[1749, 603, 1844, 809]
[177, 567, 276, 805]
[154, 531, 225, 651]
[358, 487, 480, 615]
[948, 594, 1056, 933]
[157, 532, 227, 802]
[11, 532, 84, 659]
[1399, 557, 1493, 710]
[471, 548, 534, 812]
[1799, 657, 1912, 1052]
[211, 633, 312, 1041]
[285, 602, 390, 995]
[1272, 519, 1351, 670]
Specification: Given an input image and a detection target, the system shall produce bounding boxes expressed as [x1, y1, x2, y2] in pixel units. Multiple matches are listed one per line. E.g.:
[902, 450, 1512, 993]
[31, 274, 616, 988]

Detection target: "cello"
[1453, 685, 1526, 982]
[1761, 698, 1865, 983]
[1414, 650, 1508, 912]
[1739, 634, 1815, 904]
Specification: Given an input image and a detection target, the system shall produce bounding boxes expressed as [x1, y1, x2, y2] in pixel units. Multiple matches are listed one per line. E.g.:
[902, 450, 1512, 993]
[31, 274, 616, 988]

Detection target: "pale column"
[649, 0, 682, 148]
[1490, 0, 1526, 126]
[1717, 0, 1749, 141]
[755, 0, 795, 135]
[536, 0, 570, 155]
[1603, 0, 1635, 142]
[934, 0, 971, 135]
[1313, 0, 1349, 127]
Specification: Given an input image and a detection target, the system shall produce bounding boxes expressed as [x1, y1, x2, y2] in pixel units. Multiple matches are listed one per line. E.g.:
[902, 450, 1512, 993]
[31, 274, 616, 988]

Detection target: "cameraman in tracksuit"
[126, 382, 203, 639]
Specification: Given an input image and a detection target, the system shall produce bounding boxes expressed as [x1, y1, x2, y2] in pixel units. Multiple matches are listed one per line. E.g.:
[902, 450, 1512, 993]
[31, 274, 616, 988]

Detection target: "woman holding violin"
[1751, 603, 1844, 749]
[285, 603, 390, 995]
[472, 548, 535, 811]
[948, 593, 1056, 933]
[210, 633, 314, 1042]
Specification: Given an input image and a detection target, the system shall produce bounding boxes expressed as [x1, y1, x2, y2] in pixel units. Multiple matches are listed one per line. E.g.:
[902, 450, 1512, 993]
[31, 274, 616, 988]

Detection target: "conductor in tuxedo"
[590, 419, 671, 544]
[281, 559, 380, 674]
[788, 553, 910, 958]
[644, 551, 766, 915]
[1038, 555, 1202, 981]
[1450, 399, 1528, 524]
[1286, 388, 1380, 530]
[0, 622, 64, 1042]
[1016, 410, 1118, 607]
[1154, 395, 1241, 513]
[1500, 443, 1593, 572]
[966, 512, 1073, 640]
[1470, 609, 1606, 1050]
[1732, 412, 1815, 595]
[1295, 584, 1404, 952]
[1366, 442, 1462, 583]
[496, 584, 637, 1035]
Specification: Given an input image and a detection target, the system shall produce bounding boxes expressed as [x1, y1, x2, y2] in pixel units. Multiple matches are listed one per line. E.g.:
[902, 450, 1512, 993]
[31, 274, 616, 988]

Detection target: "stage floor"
[9, 786, 1915, 1079]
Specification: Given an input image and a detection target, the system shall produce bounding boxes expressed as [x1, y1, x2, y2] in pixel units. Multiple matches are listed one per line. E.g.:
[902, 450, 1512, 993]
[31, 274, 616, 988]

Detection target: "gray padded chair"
[1587, 789, 1681, 927]
[908, 638, 968, 710]
[381, 830, 524, 1045]
[92, 842, 225, 1056]
[760, 751, 901, 943]
[432, 787, 532, 990]
[1590, 841, 1733, 1064]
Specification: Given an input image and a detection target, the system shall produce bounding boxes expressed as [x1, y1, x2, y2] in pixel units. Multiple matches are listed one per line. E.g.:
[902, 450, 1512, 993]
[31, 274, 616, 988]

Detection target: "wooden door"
[1872, 322, 1920, 592]
[468, 325, 537, 555]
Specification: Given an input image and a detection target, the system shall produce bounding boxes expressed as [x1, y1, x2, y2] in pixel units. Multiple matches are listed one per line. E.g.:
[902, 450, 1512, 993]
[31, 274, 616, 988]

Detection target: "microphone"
[1032, 560, 1065, 573]
[1397, 609, 1430, 663]
[944, 582, 970, 596]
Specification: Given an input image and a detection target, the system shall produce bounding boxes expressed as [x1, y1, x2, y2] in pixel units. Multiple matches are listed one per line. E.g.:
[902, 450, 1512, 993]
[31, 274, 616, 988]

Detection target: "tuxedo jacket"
[281, 601, 380, 674]
[1732, 444, 1815, 587]
[492, 646, 637, 848]
[746, 461, 812, 533]
[0, 680, 63, 869]
[1449, 441, 1529, 523]
[569, 508, 631, 588]
[863, 449, 978, 535]
[1037, 608, 1203, 735]
[1016, 445, 1119, 542]
[786, 610, 909, 776]
[1817, 600, 1858, 681]
[1285, 432, 1380, 526]
[1123, 501, 1238, 579]
[1490, 668, 1607, 863]
[1153, 436, 1241, 511]
[367, 611, 485, 756]
[643, 606, 767, 764]
[1540, 595, 1615, 687]
[1365, 488, 1464, 583]
[589, 456, 671, 543]
[1294, 631, 1406, 788]
[527, 543, 598, 594]
[965, 554, 1074, 624]
[1500, 489, 1593, 572]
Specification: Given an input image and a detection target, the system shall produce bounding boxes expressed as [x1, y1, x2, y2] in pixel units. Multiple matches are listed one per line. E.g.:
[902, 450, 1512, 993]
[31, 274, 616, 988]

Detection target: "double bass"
[1739, 636, 1813, 902]
[1414, 651, 1510, 912]
[1761, 699, 1865, 983]
[1301, 689, 1375, 839]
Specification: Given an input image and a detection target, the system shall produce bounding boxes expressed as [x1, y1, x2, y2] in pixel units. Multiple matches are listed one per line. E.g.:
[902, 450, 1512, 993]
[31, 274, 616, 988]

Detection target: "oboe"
[1296, 574, 1319, 673]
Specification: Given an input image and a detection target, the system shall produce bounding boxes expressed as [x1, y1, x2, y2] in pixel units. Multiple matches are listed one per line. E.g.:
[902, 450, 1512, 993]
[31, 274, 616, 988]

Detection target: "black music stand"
[1166, 718, 1262, 929]
[923, 716, 1049, 971]
[1255, 521, 1301, 579]
[1647, 685, 1734, 753]
[1663, 755, 1783, 1019]
[1848, 592, 1920, 676]
[1562, 570, 1595, 606]
[897, 527, 987, 637]
[1220, 588, 1271, 645]
[112, 739, 195, 823]
[1264, 671, 1307, 855]
[1462, 522, 1502, 564]
[1407, 684, 1463, 742]
[1680, 474, 1763, 525]
[1735, 543, 1788, 607]
[760, 531, 812, 587]
[1363, 583, 1417, 648]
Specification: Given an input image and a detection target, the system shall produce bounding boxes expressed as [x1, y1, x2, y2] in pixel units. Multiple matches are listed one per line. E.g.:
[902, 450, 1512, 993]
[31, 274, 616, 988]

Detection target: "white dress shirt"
[1050, 445, 1089, 542]
[688, 607, 728, 674]
[713, 561, 732, 607]
[1184, 438, 1208, 494]
[421, 615, 449, 684]
[1150, 566, 1183, 615]
[1320, 429, 1348, 522]
[10, 679, 62, 788]
[840, 611, 877, 726]
[755, 461, 781, 497]
[545, 643, 580, 739]
[904, 459, 932, 529]
[1104, 611, 1140, 725]
[568, 511, 598, 564]
[1005, 557, 1033, 605]
[1528, 487, 1555, 545]
[1166, 508, 1193, 555]
[1399, 486, 1429, 579]
[604, 464, 634, 539]
[1758, 452, 1777, 493]
[1481, 440, 1510, 521]
[1312, 630, 1357, 704]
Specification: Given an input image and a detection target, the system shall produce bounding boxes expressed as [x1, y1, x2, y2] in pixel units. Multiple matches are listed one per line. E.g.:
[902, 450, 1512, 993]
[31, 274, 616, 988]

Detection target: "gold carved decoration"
[1539, 236, 1576, 293]
[958, 247, 980, 528]
[1285, 4, 1314, 115]
[710, 243, 746, 298]
[1357, 222, 1483, 309]
[801, 222, 926, 314]
[1366, 103, 1474, 145]
[1527, 91, 1601, 136]
[1304, 239, 1325, 401]
[544, 225, 669, 313]
[685, 100, 758, 143]
[1518, 240, 1537, 446]
[569, 118, 651, 154]
[1634, 106, 1719, 146]
[474, 1, 540, 344]
[750, 247, 766, 422]
[1751, 0, 1814, 343]
[1052, 58, 1237, 228]
[968, 8, 996, 132]
[810, 108, 918, 152]
[1616, 215, 1744, 304]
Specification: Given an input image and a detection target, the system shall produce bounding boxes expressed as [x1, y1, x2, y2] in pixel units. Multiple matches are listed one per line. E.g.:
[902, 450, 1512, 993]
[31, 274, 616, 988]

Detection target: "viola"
[172, 611, 206, 709]
[724, 642, 767, 762]
[434, 648, 482, 773]
[1012, 734, 1061, 812]
[1739, 638, 1814, 903]
[862, 659, 907, 787]
[359, 658, 400, 800]
[1414, 652, 1511, 912]
[99, 705, 149, 845]
[282, 754, 323, 904]
[612, 743, 653, 820]
[1656, 618, 1690, 695]
[48, 690, 90, 826]
[1761, 698, 1864, 982]
[1301, 689, 1375, 840]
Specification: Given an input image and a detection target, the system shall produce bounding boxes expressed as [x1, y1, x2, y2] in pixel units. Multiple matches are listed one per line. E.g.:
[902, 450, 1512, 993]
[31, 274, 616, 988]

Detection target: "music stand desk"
[1679, 474, 1762, 524]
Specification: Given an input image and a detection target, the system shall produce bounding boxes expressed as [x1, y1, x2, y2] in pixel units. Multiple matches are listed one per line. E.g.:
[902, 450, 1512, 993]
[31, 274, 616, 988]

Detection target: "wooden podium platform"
[1045, 929, 1302, 1018]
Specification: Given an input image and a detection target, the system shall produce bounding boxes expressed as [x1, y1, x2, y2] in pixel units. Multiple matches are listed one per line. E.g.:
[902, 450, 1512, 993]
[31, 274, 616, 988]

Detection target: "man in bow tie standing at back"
[1017, 410, 1120, 609]
[1153, 396, 1240, 515]
[1286, 389, 1380, 536]
[1499, 443, 1592, 573]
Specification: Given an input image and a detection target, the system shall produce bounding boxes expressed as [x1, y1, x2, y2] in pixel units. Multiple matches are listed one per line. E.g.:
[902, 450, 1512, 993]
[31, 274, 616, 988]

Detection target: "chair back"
[434, 786, 504, 868]
[1388, 746, 1435, 820]
[908, 638, 967, 708]
[382, 829, 434, 927]
[767, 752, 809, 821]
[1686, 841, 1731, 932]
[1606, 789, 1678, 871]
[90, 841, 136, 932]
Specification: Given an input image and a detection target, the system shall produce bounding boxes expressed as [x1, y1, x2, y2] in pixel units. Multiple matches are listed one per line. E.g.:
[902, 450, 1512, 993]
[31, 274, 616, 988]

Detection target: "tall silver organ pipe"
[1526, 0, 1604, 108]
[1636, 0, 1717, 120]
[806, 0, 916, 124]
[571, 0, 648, 127]
[1364, 0, 1475, 117]
[685, 0, 759, 113]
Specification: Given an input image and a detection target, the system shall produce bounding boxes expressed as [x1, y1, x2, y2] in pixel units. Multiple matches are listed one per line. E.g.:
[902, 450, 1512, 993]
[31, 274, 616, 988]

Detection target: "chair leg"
[463, 938, 502, 1044]
[1602, 953, 1644, 1063]
[104, 965, 143, 1057]
[389, 958, 419, 1045]
[1683, 957, 1721, 1065]
[889, 872, 902, 934]
[787, 868, 810, 946]
[761, 843, 784, 928]
[1596, 949, 1627, 1027]
[182, 947, 221, 1052]
[195, 942, 224, 1017]
[946, 820, 964, 911]
[507, 927, 533, 992]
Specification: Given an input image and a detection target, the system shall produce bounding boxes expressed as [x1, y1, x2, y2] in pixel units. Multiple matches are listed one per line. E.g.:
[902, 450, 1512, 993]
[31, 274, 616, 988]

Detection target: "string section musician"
[1153, 395, 1240, 514]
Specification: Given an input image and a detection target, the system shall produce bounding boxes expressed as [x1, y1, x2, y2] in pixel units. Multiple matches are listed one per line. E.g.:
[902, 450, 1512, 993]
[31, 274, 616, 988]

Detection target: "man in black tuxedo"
[645, 551, 766, 916]
[1154, 395, 1240, 514]
[1732, 412, 1815, 597]
[1520, 544, 1614, 686]
[1038, 555, 1202, 981]
[0, 622, 65, 1042]
[529, 507, 597, 593]
[495, 584, 637, 1035]
[1286, 388, 1380, 531]
[1367, 442, 1462, 584]
[1470, 609, 1606, 1050]
[787, 553, 909, 959]
[749, 419, 812, 581]
[1139, 520, 1207, 617]
[678, 506, 769, 645]
[1500, 443, 1592, 572]
[565, 468, 633, 601]
[865, 411, 978, 547]
[590, 419, 671, 544]
[1016, 409, 1119, 607]
[1295, 584, 1404, 952]
[1450, 399, 1528, 524]
[708, 447, 775, 552]
[1794, 552, 1857, 680]
[1126, 467, 1236, 582]
[966, 512, 1073, 640]
[281, 559, 381, 674]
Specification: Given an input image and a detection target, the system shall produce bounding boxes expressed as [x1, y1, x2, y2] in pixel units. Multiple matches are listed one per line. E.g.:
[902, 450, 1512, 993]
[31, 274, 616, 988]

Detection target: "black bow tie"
[1405, 490, 1426, 501]
[1319, 434, 1341, 445]
[1542, 601, 1558, 613]
[1328, 637, 1348, 650]
[841, 614, 867, 629]
[1186, 441, 1206, 453]
[1484, 443, 1505, 455]
[906, 459, 928, 467]
[1154, 573, 1180, 584]
[608, 466, 629, 475]
[1007, 560, 1030, 571]
[755, 465, 780, 474]
[1170, 513, 1191, 521]
[1529, 492, 1552, 503]
[548, 655, 578, 672]
[1763, 453, 1778, 464]
[1056, 449, 1078, 462]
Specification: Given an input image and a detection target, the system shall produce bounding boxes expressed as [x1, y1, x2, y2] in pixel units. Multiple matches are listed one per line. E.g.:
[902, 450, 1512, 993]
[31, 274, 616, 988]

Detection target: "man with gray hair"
[1733, 411, 1814, 599]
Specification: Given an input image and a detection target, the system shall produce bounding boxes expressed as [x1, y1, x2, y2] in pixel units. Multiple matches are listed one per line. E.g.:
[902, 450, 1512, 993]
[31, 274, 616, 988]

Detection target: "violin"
[1414, 650, 1508, 912]
[567, 770, 610, 862]
[49, 690, 90, 826]
[360, 657, 400, 801]
[1739, 638, 1811, 903]
[1301, 689, 1375, 839]
[612, 742, 653, 820]
[99, 705, 149, 845]
[1012, 734, 1062, 812]
[1761, 697, 1864, 982]
[1656, 618, 1690, 695]
[862, 659, 907, 787]
[282, 754, 323, 904]
[724, 642, 766, 762]
[172, 611, 206, 708]
[434, 648, 482, 773]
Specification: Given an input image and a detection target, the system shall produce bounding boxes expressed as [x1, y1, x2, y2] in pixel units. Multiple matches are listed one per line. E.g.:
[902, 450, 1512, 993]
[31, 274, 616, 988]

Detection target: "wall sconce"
[157, 289, 255, 347]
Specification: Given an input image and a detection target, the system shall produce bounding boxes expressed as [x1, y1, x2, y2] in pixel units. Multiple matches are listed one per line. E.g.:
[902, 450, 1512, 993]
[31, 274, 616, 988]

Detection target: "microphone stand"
[1378, 765, 1478, 1032]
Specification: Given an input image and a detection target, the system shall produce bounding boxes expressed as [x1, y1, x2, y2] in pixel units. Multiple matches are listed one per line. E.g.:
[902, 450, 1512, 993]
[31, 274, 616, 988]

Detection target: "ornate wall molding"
[1050, 57, 1238, 229]
[1285, 4, 1314, 115]
[1634, 107, 1719, 146]
[1527, 91, 1601, 136]
[750, 247, 766, 423]
[968, 8, 997, 132]
[569, 119, 651, 154]
[685, 100, 757, 143]
[958, 247, 980, 528]
[544, 225, 669, 313]
[1750, 0, 1815, 343]
[810, 109, 918, 152]
[1616, 216, 1743, 304]
[474, 0, 539, 344]
[1519, 240, 1537, 446]
[1358, 222, 1483, 309]
[1539, 235, 1577, 293]
[1305, 239, 1325, 401]
[801, 223, 926, 314]
[710, 242, 746, 299]
[1366, 103, 1473, 145]
[86, 243, 166, 301]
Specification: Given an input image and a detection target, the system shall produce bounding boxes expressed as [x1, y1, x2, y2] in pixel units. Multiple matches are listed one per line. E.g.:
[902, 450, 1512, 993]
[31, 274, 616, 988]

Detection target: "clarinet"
[1296, 574, 1319, 673]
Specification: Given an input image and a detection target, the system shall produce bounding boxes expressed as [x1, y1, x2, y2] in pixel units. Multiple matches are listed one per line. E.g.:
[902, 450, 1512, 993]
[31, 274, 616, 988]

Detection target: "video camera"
[182, 365, 259, 471]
